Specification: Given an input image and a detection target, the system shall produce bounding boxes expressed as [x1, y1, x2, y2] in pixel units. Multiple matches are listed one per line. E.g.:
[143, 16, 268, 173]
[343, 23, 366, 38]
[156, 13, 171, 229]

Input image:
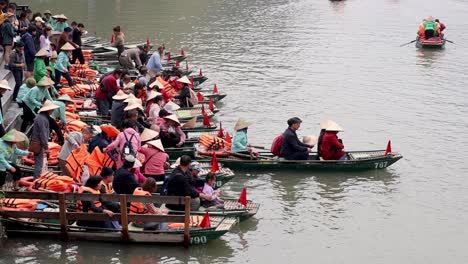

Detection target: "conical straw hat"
[51, 51, 58, 59]
[147, 90, 162, 101]
[61, 42, 75, 51]
[112, 90, 129, 100]
[39, 100, 59, 112]
[182, 117, 197, 128]
[149, 79, 164, 89]
[323, 119, 344, 132]
[124, 93, 136, 102]
[1, 129, 27, 143]
[165, 101, 180, 111]
[124, 99, 143, 111]
[147, 139, 165, 152]
[163, 114, 181, 126]
[302, 135, 317, 146]
[0, 80, 12, 90]
[177, 76, 191, 84]
[57, 94, 74, 103]
[55, 14, 68, 20]
[140, 128, 159, 142]
[37, 77, 54, 87]
[35, 48, 50, 57]
[234, 118, 252, 131]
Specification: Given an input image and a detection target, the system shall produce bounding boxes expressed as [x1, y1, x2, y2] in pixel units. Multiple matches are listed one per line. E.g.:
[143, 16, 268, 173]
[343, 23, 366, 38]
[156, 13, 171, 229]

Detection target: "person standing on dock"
[146, 46, 164, 78]
[31, 100, 59, 179]
[112, 26, 125, 58]
[2, 12, 16, 68]
[0, 129, 29, 190]
[8, 41, 25, 102]
[0, 79, 13, 136]
[20, 77, 54, 132]
[58, 127, 93, 176]
[96, 69, 123, 116]
[54, 42, 75, 88]
[280, 117, 314, 160]
[71, 23, 85, 64]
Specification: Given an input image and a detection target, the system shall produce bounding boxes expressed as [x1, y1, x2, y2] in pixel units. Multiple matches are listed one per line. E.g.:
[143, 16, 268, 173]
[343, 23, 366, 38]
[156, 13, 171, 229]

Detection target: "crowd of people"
[418, 16, 446, 40]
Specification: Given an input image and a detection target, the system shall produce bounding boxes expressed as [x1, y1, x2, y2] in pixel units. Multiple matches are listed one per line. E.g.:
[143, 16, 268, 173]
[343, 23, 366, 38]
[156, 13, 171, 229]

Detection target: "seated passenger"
[139, 139, 169, 182]
[423, 16, 436, 39]
[189, 161, 205, 193]
[159, 114, 186, 148]
[201, 173, 224, 209]
[99, 167, 120, 213]
[320, 120, 348, 160]
[113, 154, 141, 194]
[130, 177, 168, 230]
[76, 176, 118, 229]
[435, 19, 445, 32]
[232, 118, 254, 153]
[280, 117, 314, 160]
[174, 76, 193, 108]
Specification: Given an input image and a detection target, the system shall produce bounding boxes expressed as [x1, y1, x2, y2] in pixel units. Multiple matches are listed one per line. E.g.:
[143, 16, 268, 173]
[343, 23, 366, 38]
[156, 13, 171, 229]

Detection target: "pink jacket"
[106, 128, 141, 167]
[139, 147, 169, 175]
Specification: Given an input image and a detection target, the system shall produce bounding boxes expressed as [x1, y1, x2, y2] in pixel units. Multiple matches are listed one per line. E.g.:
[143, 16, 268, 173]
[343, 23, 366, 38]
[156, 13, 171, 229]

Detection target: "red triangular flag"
[146, 38, 150, 46]
[209, 97, 214, 112]
[175, 60, 180, 67]
[210, 152, 219, 172]
[199, 211, 211, 228]
[167, 52, 171, 62]
[185, 60, 189, 70]
[384, 140, 392, 156]
[199, 68, 203, 77]
[203, 113, 211, 127]
[201, 104, 206, 115]
[110, 35, 115, 44]
[189, 76, 194, 88]
[181, 48, 185, 56]
[213, 84, 218, 94]
[238, 188, 247, 207]
[197, 92, 204, 102]
[217, 122, 224, 138]
[225, 132, 232, 143]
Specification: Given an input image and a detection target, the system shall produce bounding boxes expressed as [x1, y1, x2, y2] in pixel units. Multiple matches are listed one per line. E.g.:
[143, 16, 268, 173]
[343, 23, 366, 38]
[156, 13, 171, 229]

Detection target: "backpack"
[121, 132, 136, 159]
[271, 134, 284, 157]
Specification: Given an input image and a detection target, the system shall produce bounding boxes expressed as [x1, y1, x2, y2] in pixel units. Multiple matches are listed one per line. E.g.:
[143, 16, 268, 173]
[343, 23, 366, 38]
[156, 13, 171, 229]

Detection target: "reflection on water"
[415, 48, 446, 68]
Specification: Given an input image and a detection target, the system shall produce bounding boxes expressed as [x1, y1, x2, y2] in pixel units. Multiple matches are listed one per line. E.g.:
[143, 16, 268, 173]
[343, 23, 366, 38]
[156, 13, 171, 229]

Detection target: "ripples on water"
[2, 0, 468, 263]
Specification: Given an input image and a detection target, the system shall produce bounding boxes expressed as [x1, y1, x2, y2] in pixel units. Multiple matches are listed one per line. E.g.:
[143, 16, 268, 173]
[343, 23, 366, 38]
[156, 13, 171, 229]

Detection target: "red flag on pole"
[199, 68, 203, 77]
[213, 84, 219, 94]
[181, 48, 185, 56]
[201, 104, 206, 115]
[217, 122, 224, 138]
[203, 113, 211, 127]
[384, 140, 392, 156]
[189, 76, 194, 88]
[209, 97, 214, 112]
[175, 60, 180, 67]
[146, 38, 150, 46]
[197, 92, 204, 102]
[185, 60, 189, 70]
[225, 132, 232, 144]
[238, 188, 247, 207]
[167, 52, 171, 62]
[110, 35, 115, 44]
[199, 211, 211, 228]
[210, 152, 219, 172]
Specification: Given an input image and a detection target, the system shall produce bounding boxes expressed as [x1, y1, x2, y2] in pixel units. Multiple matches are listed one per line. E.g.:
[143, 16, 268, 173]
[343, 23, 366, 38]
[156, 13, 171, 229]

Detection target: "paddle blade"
[385, 140, 392, 156]
[199, 68, 203, 77]
[167, 52, 171, 62]
[209, 97, 214, 112]
[213, 84, 218, 94]
[217, 122, 224, 138]
[197, 92, 204, 102]
[210, 152, 219, 172]
[199, 211, 211, 228]
[238, 188, 247, 207]
[181, 48, 185, 56]
[203, 113, 211, 128]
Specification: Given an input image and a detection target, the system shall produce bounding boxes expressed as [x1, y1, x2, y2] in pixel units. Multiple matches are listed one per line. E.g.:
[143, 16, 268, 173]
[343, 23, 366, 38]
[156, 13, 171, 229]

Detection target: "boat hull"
[416, 38, 446, 49]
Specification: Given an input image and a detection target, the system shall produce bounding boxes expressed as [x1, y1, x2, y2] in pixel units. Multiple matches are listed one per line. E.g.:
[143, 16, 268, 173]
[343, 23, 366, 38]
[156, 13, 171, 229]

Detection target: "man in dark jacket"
[2, 12, 16, 67]
[71, 23, 85, 64]
[280, 117, 313, 160]
[21, 26, 37, 75]
[113, 154, 141, 194]
[164, 155, 209, 211]
[8, 41, 25, 101]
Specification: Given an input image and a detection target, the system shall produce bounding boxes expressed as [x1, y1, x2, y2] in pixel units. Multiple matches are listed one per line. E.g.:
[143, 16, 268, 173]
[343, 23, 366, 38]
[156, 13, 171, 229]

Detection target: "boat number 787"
[374, 161, 388, 169]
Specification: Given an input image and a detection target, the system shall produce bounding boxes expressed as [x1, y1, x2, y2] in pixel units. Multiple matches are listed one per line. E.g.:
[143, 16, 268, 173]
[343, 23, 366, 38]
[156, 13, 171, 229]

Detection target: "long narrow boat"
[164, 166, 235, 189]
[416, 37, 446, 49]
[165, 146, 196, 159]
[182, 122, 218, 134]
[196, 147, 403, 171]
[190, 75, 208, 86]
[165, 200, 260, 222]
[176, 109, 215, 122]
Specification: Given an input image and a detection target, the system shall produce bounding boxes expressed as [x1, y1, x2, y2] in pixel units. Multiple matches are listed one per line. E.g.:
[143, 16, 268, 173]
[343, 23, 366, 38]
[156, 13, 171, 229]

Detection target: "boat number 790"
[191, 236, 207, 244]
[374, 161, 388, 169]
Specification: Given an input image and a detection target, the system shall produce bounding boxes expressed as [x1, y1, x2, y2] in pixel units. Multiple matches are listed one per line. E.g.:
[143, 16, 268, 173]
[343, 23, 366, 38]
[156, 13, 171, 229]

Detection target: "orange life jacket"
[0, 198, 39, 210]
[129, 187, 150, 215]
[31, 172, 76, 192]
[102, 182, 114, 194]
[76, 186, 102, 213]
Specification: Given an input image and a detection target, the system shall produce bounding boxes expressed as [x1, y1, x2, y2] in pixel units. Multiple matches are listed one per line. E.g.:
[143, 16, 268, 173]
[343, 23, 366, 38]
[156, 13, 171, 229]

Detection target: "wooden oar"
[445, 39, 455, 44]
[249, 145, 265, 150]
[399, 40, 417, 47]
[229, 152, 276, 161]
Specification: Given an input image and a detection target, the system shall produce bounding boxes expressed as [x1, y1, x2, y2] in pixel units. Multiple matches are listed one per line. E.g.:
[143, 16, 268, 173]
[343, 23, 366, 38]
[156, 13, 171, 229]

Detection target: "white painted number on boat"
[191, 236, 207, 244]
[216, 181, 223, 187]
[374, 161, 388, 169]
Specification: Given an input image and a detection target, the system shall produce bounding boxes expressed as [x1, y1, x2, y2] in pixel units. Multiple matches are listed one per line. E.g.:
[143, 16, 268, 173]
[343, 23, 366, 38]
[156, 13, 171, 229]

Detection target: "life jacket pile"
[0, 198, 40, 211]
[167, 215, 206, 229]
[29, 171, 78, 193]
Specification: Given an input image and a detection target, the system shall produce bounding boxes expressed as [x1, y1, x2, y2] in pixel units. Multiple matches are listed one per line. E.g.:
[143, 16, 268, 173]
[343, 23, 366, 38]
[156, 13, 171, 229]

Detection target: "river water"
[1, 0, 468, 263]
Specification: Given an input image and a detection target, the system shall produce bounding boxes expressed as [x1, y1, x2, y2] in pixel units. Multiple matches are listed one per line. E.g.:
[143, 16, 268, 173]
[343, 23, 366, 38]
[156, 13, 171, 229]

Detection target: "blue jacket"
[232, 129, 248, 152]
[0, 139, 29, 171]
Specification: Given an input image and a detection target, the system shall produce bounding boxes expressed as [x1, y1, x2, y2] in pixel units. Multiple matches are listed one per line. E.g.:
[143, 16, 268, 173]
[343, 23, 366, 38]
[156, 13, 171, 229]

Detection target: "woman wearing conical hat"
[0, 129, 29, 190]
[232, 118, 253, 153]
[159, 114, 186, 148]
[319, 120, 347, 160]
[139, 139, 169, 182]
[173, 76, 193, 108]
[34, 48, 49, 82]
[20, 76, 54, 132]
[54, 41, 75, 88]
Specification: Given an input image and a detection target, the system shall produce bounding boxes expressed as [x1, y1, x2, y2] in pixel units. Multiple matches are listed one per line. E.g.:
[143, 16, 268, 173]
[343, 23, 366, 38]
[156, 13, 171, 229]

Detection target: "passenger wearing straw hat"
[0, 129, 29, 190]
[232, 118, 253, 153]
[110, 89, 129, 129]
[280, 117, 314, 160]
[52, 14, 69, 32]
[159, 114, 186, 148]
[147, 91, 163, 124]
[31, 100, 59, 178]
[174, 76, 193, 108]
[54, 42, 75, 88]
[0, 79, 12, 136]
[320, 120, 347, 160]
[50, 94, 74, 126]
[21, 76, 54, 132]
[139, 139, 169, 182]
[34, 48, 49, 82]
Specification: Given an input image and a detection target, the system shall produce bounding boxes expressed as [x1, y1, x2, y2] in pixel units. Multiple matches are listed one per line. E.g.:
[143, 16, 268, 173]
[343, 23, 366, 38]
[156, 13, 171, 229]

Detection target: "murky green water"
[1, 0, 468, 263]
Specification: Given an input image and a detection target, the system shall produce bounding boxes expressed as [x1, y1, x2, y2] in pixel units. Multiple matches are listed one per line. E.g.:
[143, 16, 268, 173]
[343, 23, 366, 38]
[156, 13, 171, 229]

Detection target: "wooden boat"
[416, 37, 446, 49]
[190, 75, 208, 86]
[0, 192, 237, 246]
[165, 146, 196, 159]
[196, 147, 403, 171]
[176, 109, 215, 122]
[165, 200, 260, 222]
[165, 166, 235, 189]
[179, 105, 220, 114]
[182, 122, 218, 134]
